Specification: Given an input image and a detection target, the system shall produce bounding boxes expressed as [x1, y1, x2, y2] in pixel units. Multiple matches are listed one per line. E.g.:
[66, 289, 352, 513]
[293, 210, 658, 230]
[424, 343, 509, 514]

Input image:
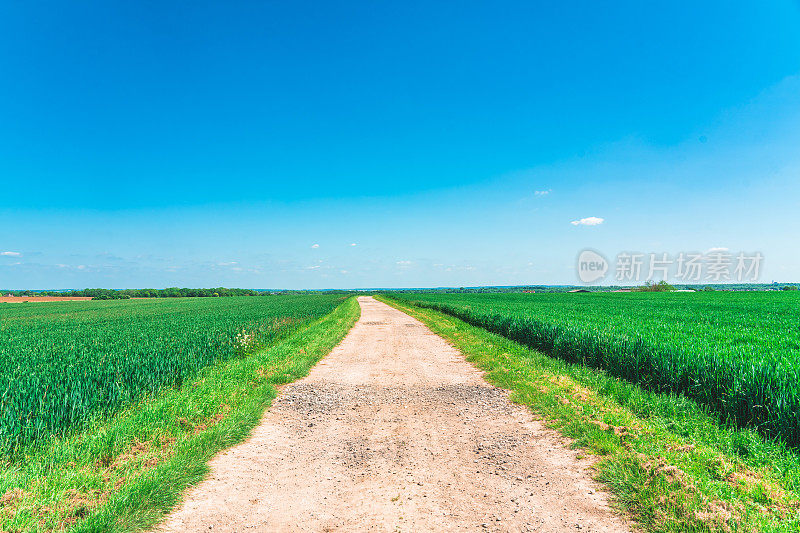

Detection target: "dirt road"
[159, 297, 629, 532]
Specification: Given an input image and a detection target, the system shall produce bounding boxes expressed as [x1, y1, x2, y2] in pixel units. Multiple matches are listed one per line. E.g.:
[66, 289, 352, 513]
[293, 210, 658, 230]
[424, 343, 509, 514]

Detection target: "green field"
[0, 295, 345, 454]
[387, 291, 800, 446]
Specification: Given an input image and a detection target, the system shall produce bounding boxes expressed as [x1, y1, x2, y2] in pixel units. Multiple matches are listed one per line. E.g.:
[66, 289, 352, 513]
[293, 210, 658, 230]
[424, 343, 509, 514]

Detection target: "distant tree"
[632, 280, 675, 292]
[782, 285, 799, 291]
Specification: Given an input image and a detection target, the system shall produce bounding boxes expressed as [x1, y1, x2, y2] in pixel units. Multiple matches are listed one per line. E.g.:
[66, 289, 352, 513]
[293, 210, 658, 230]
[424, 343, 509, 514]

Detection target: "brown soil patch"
[0, 296, 92, 303]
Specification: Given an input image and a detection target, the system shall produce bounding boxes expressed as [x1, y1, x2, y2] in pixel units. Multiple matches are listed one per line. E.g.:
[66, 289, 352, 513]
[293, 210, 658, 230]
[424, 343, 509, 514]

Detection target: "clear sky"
[2, 1, 800, 289]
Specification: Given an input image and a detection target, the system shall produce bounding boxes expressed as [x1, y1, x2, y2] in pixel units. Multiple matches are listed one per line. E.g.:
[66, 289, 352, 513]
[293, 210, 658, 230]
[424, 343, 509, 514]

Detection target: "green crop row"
[0, 295, 344, 455]
[387, 291, 800, 447]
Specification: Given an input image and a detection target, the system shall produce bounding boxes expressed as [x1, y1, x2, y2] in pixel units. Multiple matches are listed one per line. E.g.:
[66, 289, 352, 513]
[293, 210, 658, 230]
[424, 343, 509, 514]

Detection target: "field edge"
[377, 294, 800, 533]
[3, 297, 361, 533]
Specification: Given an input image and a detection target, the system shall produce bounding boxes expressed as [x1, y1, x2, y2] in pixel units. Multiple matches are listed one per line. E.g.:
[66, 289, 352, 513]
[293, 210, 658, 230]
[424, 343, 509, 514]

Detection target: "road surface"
[159, 297, 629, 532]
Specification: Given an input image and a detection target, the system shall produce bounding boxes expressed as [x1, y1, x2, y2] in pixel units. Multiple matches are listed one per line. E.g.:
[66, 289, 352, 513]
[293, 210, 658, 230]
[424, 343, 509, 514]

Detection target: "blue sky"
[2, 1, 800, 289]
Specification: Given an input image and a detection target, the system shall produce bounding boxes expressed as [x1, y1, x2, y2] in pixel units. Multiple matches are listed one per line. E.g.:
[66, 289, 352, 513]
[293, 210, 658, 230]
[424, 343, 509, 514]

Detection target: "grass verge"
[0, 297, 360, 533]
[378, 295, 800, 532]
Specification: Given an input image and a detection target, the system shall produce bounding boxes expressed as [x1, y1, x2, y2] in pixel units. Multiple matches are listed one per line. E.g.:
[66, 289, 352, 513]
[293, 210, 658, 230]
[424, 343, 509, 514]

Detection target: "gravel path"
[159, 297, 629, 532]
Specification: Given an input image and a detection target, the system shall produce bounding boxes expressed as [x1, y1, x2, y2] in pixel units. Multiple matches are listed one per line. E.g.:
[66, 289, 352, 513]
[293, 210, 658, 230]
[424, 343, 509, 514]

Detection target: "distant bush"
[92, 294, 131, 300]
[783, 285, 799, 291]
[632, 280, 675, 292]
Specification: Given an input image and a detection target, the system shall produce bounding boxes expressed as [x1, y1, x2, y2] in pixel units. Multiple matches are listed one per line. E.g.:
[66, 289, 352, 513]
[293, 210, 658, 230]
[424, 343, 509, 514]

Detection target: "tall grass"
[1, 297, 360, 533]
[0, 295, 344, 454]
[389, 292, 800, 447]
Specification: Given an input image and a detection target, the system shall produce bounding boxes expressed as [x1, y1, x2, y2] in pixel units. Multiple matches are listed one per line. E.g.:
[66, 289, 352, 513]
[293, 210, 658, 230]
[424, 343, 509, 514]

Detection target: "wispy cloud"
[1, 251, 21, 257]
[311, 243, 320, 249]
[534, 189, 552, 196]
[570, 216, 604, 226]
[396, 260, 413, 266]
[706, 247, 729, 254]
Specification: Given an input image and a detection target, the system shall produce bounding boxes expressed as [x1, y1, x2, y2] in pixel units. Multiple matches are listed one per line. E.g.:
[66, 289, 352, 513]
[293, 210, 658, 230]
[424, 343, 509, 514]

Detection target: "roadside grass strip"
[0, 297, 360, 533]
[379, 295, 800, 533]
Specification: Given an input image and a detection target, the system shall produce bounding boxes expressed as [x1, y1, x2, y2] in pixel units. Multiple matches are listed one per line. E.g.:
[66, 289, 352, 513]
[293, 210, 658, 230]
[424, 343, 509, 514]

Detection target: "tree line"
[4, 288, 263, 299]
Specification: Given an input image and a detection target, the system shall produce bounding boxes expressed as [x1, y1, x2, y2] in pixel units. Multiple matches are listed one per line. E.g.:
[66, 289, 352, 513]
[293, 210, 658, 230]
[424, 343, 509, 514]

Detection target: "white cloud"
[706, 247, 729, 253]
[570, 216, 604, 226]
[396, 260, 413, 266]
[1, 251, 21, 256]
[340, 270, 349, 274]
[534, 189, 552, 196]
[311, 243, 319, 249]
[218, 261, 238, 266]
[350, 243, 357, 246]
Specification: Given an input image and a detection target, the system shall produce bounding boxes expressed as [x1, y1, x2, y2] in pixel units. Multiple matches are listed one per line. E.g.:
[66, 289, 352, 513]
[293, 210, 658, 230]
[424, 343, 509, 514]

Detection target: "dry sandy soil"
[159, 297, 629, 532]
[0, 296, 92, 303]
